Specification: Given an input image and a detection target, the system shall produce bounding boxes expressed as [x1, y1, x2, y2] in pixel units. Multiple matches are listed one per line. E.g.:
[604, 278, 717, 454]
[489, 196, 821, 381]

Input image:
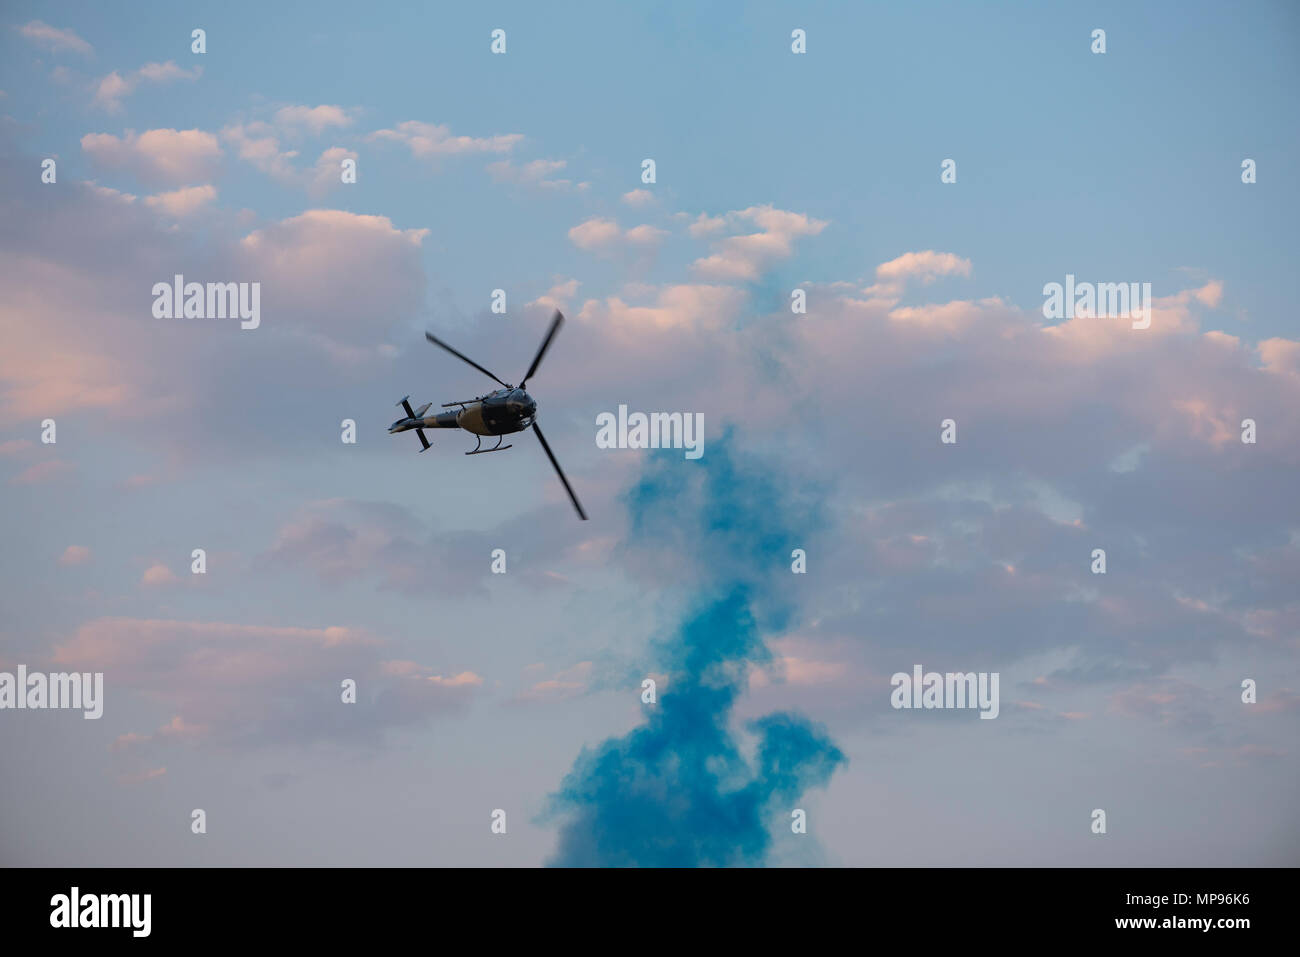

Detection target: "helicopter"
[389, 309, 588, 520]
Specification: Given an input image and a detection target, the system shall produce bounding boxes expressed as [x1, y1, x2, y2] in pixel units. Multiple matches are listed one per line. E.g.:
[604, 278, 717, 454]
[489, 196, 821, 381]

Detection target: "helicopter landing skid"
[466, 435, 512, 455]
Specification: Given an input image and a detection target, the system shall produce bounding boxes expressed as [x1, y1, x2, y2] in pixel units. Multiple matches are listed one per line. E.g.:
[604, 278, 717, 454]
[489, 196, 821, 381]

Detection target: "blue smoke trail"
[545, 437, 844, 866]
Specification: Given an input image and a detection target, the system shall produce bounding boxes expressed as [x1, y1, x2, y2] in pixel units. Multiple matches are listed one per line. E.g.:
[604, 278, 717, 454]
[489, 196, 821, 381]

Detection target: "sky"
[1, 0, 1298, 867]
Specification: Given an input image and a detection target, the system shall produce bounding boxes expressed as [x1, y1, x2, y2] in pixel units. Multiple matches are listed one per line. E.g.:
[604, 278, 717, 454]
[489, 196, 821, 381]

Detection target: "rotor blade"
[532, 421, 587, 520]
[519, 310, 563, 389]
[425, 331, 510, 388]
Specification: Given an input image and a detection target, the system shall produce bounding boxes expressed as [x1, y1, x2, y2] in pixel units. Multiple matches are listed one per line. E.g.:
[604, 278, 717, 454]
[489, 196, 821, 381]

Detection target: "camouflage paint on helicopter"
[388, 311, 586, 520]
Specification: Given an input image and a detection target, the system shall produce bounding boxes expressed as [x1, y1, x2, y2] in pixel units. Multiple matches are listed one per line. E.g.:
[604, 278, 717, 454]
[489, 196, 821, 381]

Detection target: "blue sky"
[9, 1, 1299, 334]
[1, 1, 1298, 866]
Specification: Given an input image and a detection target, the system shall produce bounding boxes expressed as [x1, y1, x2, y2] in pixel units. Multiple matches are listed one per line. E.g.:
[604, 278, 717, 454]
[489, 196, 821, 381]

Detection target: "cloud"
[689, 205, 827, 280]
[0, 150, 442, 456]
[567, 217, 621, 251]
[273, 104, 355, 133]
[622, 189, 654, 207]
[17, 20, 92, 55]
[568, 217, 667, 253]
[529, 277, 580, 312]
[91, 61, 202, 113]
[9, 460, 74, 485]
[369, 120, 522, 159]
[544, 440, 844, 866]
[140, 562, 178, 586]
[1259, 337, 1300, 378]
[143, 184, 216, 217]
[516, 661, 594, 702]
[51, 617, 482, 750]
[308, 146, 357, 196]
[234, 209, 429, 348]
[221, 122, 298, 182]
[687, 212, 727, 237]
[261, 498, 535, 597]
[487, 158, 587, 191]
[59, 545, 91, 566]
[575, 283, 745, 331]
[625, 224, 668, 245]
[224, 122, 360, 191]
[81, 128, 221, 187]
[876, 249, 972, 284]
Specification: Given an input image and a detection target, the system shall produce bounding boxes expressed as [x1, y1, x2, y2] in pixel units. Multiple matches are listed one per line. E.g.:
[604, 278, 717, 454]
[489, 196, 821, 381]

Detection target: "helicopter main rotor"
[422, 311, 587, 521]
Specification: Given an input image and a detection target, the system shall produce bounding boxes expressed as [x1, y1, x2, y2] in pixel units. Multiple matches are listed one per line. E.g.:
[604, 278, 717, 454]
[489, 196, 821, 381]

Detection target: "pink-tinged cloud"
[368, 120, 522, 158]
[749, 656, 846, 690]
[273, 104, 355, 133]
[143, 184, 216, 217]
[235, 209, 429, 347]
[576, 283, 746, 331]
[308, 146, 357, 196]
[117, 767, 167, 785]
[860, 250, 973, 301]
[221, 122, 298, 182]
[91, 62, 202, 113]
[1251, 689, 1300, 714]
[567, 217, 621, 251]
[876, 250, 972, 284]
[17, 20, 92, 55]
[59, 545, 91, 565]
[82, 128, 221, 186]
[51, 616, 479, 751]
[515, 661, 594, 702]
[487, 158, 584, 190]
[0, 251, 140, 422]
[886, 297, 1007, 335]
[689, 204, 827, 280]
[529, 277, 580, 312]
[9, 459, 74, 485]
[110, 732, 150, 752]
[687, 212, 727, 237]
[1259, 337, 1300, 377]
[140, 563, 178, 586]
[568, 218, 668, 254]
[157, 714, 208, 739]
[622, 189, 654, 206]
[625, 224, 668, 245]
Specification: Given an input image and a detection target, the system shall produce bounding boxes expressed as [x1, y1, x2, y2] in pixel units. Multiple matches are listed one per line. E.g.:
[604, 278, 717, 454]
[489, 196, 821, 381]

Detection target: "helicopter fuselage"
[389, 387, 537, 437]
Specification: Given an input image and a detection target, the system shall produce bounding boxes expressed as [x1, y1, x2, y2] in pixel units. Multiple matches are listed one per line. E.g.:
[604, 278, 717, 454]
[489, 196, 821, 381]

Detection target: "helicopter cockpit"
[481, 388, 537, 430]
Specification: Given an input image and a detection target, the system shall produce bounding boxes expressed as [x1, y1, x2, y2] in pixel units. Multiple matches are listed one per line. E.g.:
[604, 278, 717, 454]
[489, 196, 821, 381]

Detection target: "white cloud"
[221, 122, 299, 182]
[487, 158, 586, 191]
[274, 104, 356, 134]
[569, 217, 667, 253]
[308, 146, 358, 196]
[17, 20, 92, 56]
[576, 283, 747, 330]
[529, 277, 581, 312]
[91, 61, 202, 113]
[81, 128, 222, 186]
[143, 184, 217, 218]
[369, 120, 522, 159]
[689, 204, 827, 280]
